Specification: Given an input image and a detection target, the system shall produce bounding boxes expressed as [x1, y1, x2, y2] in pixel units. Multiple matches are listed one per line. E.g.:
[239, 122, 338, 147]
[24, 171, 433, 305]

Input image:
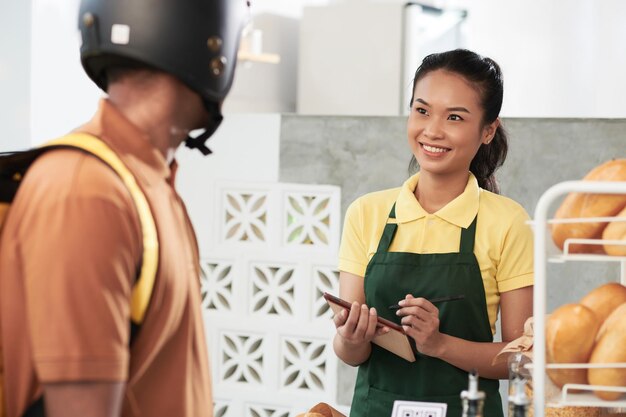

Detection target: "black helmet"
[78, 0, 249, 155]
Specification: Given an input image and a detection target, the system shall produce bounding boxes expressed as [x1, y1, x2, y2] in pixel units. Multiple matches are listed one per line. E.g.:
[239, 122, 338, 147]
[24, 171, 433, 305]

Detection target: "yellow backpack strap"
[44, 133, 158, 325]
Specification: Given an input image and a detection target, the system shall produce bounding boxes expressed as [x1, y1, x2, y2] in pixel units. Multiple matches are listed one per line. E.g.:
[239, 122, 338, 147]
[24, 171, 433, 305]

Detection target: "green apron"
[350, 204, 503, 417]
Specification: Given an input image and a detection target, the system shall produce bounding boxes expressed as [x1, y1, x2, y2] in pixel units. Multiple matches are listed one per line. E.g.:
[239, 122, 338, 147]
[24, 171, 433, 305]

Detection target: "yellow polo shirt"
[338, 172, 534, 334]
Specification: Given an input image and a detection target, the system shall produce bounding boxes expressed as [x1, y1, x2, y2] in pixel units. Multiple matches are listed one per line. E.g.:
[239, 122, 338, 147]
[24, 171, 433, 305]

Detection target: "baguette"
[546, 304, 600, 387]
[602, 205, 626, 256]
[580, 282, 626, 326]
[297, 403, 346, 417]
[588, 318, 626, 400]
[552, 159, 626, 254]
[595, 302, 626, 346]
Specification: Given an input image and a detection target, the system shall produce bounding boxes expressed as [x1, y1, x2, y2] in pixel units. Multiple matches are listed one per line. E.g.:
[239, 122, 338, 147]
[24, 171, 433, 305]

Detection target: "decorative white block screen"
[202, 182, 342, 416]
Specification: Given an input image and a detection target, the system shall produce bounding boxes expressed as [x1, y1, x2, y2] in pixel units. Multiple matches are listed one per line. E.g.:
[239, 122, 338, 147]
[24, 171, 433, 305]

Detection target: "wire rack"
[531, 180, 626, 416]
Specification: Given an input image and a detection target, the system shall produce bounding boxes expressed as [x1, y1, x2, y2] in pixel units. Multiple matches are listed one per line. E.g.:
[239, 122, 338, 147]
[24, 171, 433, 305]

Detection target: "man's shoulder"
[18, 147, 131, 207]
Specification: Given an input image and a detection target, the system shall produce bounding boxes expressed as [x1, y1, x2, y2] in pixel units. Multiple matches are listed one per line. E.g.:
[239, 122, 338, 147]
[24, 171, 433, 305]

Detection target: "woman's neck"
[414, 171, 470, 214]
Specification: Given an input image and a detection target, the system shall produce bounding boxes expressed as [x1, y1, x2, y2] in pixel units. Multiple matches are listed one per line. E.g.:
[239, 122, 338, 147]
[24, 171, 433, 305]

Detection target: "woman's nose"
[423, 118, 444, 139]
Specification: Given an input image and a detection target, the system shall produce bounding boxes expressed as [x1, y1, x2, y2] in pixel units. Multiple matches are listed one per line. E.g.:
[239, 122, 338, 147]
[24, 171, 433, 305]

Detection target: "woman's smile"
[421, 142, 451, 155]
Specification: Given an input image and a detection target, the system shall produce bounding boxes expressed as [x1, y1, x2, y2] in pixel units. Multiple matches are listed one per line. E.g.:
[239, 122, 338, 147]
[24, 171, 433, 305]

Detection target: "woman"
[333, 49, 533, 417]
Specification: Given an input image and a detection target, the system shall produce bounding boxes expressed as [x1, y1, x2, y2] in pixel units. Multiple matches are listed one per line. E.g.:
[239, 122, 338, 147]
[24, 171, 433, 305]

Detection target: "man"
[0, 0, 248, 416]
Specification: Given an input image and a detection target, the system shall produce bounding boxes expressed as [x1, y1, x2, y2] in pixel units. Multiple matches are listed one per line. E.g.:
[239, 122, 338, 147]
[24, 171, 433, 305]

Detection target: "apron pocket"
[365, 386, 465, 417]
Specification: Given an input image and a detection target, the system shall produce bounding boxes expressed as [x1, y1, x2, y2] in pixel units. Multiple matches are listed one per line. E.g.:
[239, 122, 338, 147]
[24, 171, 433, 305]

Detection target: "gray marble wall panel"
[279, 115, 626, 406]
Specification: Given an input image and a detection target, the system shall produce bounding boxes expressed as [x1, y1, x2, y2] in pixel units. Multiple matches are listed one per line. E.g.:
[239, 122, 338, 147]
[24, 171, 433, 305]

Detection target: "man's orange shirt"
[0, 99, 213, 417]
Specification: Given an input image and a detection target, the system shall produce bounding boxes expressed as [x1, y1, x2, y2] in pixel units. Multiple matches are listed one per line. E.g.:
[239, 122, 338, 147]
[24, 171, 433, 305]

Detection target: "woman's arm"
[398, 285, 533, 379]
[332, 271, 388, 366]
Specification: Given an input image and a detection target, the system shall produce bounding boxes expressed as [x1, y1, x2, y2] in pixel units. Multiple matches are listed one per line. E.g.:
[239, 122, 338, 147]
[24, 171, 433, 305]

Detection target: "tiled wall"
[200, 181, 343, 416]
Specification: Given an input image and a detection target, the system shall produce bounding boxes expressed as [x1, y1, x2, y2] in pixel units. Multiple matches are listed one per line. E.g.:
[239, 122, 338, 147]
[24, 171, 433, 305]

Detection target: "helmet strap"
[184, 104, 223, 156]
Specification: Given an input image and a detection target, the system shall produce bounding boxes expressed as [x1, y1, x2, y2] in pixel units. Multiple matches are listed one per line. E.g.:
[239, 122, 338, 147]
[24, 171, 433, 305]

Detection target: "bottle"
[461, 369, 485, 417]
[508, 376, 530, 417]
[507, 352, 532, 382]
[507, 352, 533, 415]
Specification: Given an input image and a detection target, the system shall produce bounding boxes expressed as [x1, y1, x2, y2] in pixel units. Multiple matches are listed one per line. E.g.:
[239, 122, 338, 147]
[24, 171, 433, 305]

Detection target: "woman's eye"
[415, 107, 428, 115]
[448, 114, 463, 121]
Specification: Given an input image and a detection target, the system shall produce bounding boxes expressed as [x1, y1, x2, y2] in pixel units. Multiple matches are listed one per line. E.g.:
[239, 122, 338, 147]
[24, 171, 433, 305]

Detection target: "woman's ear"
[482, 118, 500, 145]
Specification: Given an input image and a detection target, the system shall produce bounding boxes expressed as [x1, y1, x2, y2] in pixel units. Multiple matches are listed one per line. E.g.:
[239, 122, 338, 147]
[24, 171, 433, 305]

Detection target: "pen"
[388, 294, 465, 310]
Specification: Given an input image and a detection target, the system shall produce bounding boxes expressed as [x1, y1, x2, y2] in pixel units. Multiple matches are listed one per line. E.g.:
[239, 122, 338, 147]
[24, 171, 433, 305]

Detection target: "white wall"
[250, 0, 330, 18]
[0, 0, 31, 151]
[234, 0, 626, 118]
[5, 0, 623, 152]
[175, 114, 281, 255]
[30, 0, 101, 146]
[453, 0, 626, 118]
[295, 0, 626, 118]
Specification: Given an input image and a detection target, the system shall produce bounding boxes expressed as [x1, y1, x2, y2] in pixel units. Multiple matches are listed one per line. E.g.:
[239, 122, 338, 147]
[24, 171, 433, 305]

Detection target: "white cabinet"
[297, 2, 466, 116]
[532, 180, 626, 416]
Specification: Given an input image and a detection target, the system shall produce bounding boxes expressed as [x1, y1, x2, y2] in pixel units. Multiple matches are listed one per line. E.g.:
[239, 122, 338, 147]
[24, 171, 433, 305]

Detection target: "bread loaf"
[596, 302, 626, 341]
[546, 304, 600, 387]
[552, 159, 626, 254]
[297, 403, 346, 417]
[580, 283, 626, 326]
[602, 205, 626, 256]
[588, 321, 626, 400]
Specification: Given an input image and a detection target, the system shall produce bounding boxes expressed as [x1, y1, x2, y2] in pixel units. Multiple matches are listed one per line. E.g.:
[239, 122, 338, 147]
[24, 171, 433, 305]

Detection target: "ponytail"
[470, 125, 508, 194]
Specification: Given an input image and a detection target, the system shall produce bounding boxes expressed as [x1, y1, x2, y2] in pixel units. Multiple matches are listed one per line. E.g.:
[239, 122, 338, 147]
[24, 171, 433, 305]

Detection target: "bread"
[602, 205, 626, 256]
[580, 283, 626, 325]
[551, 159, 626, 254]
[596, 302, 626, 341]
[546, 304, 600, 387]
[588, 319, 626, 400]
[297, 403, 346, 417]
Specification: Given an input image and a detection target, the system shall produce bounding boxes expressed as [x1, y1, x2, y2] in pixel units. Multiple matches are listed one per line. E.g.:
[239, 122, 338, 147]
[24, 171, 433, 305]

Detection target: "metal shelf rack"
[532, 180, 626, 416]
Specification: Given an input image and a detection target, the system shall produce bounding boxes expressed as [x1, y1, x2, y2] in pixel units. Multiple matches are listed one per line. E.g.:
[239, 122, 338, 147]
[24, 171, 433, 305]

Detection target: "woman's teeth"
[423, 144, 449, 153]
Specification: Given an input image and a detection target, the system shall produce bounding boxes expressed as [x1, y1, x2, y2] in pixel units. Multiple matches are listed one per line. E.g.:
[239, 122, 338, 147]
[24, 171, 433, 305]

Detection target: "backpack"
[0, 133, 159, 417]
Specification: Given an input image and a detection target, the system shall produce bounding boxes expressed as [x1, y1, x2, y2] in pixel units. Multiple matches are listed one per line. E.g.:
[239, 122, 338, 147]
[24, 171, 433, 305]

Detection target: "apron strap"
[459, 215, 478, 254]
[375, 204, 398, 253]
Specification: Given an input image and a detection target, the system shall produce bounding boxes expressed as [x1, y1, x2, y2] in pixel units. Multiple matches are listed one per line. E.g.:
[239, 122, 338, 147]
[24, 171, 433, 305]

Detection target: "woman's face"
[407, 69, 498, 179]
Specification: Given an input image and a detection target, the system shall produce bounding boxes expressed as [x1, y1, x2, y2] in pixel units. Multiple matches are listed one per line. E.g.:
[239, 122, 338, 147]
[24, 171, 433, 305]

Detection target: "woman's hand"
[333, 302, 388, 346]
[396, 294, 444, 357]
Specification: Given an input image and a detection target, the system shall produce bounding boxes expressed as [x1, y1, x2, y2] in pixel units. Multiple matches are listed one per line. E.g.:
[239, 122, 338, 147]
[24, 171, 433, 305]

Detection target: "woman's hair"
[407, 49, 508, 194]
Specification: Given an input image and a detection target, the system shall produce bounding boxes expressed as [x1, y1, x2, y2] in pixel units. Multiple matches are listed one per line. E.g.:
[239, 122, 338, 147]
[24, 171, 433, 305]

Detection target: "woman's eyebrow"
[414, 98, 471, 113]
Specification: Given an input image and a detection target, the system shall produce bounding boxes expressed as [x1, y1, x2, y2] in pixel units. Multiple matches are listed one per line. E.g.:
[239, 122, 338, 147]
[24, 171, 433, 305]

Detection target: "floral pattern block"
[250, 264, 296, 317]
[246, 405, 290, 417]
[213, 402, 230, 417]
[224, 192, 268, 242]
[220, 332, 265, 385]
[200, 261, 234, 311]
[280, 337, 328, 392]
[284, 194, 332, 246]
[312, 267, 340, 320]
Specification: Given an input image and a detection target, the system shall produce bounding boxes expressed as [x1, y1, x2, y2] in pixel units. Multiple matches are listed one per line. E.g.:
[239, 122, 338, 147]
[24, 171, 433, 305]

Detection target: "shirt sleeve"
[338, 198, 368, 277]
[496, 207, 534, 293]
[18, 151, 142, 383]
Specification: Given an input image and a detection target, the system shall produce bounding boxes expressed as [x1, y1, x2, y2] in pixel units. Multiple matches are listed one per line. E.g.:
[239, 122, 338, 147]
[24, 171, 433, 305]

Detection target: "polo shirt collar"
[395, 172, 480, 228]
[76, 99, 172, 184]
